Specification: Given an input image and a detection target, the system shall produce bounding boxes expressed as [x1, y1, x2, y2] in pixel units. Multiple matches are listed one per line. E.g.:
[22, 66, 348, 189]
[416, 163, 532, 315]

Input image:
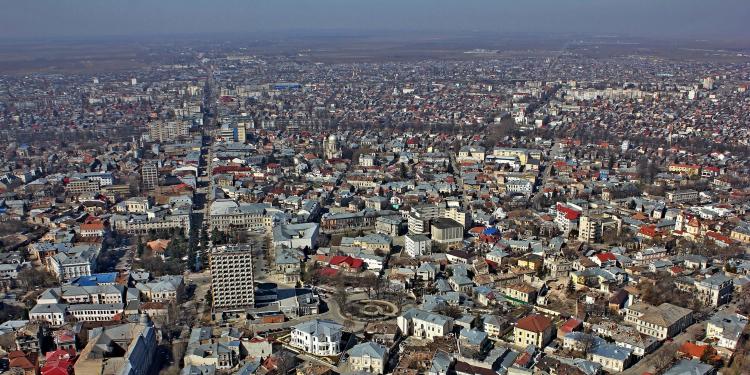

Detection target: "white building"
[706, 312, 748, 350]
[68, 303, 125, 322]
[404, 234, 432, 257]
[348, 341, 388, 374]
[397, 308, 453, 341]
[272, 223, 319, 249]
[624, 302, 693, 340]
[29, 303, 67, 326]
[695, 273, 733, 307]
[290, 319, 343, 356]
[48, 245, 99, 282]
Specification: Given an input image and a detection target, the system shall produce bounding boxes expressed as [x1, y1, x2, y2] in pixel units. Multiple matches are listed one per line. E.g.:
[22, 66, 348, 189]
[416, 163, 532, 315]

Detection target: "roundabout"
[343, 299, 400, 322]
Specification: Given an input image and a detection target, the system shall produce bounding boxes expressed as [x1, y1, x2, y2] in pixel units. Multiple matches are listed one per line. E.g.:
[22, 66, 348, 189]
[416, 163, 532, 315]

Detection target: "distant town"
[0, 38, 748, 375]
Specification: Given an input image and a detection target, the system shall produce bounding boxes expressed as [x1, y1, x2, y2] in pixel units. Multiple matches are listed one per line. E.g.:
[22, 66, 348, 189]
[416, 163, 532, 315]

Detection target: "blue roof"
[482, 227, 500, 235]
[70, 272, 118, 286]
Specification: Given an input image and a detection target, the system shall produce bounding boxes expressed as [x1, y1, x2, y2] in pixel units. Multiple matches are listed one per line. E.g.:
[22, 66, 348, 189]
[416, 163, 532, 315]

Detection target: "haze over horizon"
[2, 0, 749, 42]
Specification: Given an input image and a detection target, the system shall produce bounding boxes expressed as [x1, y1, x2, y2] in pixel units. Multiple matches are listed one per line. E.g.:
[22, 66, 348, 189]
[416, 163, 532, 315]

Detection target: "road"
[249, 294, 347, 331]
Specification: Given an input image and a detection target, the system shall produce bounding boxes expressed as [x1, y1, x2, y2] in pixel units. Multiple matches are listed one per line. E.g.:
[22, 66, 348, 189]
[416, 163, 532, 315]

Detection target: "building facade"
[210, 245, 255, 311]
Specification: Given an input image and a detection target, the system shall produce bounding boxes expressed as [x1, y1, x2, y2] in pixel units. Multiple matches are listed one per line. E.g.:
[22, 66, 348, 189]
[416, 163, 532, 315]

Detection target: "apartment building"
[148, 120, 190, 142]
[407, 204, 469, 235]
[695, 273, 733, 307]
[578, 212, 620, 243]
[210, 244, 255, 312]
[65, 179, 101, 195]
[404, 234, 432, 257]
[141, 163, 159, 190]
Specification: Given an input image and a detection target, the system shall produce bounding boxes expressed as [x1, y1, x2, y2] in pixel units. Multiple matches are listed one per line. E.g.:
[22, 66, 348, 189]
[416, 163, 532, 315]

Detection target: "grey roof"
[401, 308, 452, 326]
[698, 272, 732, 287]
[460, 328, 488, 346]
[589, 342, 632, 361]
[429, 350, 453, 375]
[181, 365, 216, 375]
[662, 359, 714, 375]
[209, 199, 267, 216]
[708, 311, 748, 342]
[406, 233, 431, 242]
[275, 250, 299, 265]
[293, 319, 342, 338]
[348, 341, 387, 359]
[0, 320, 29, 334]
[272, 222, 319, 243]
[30, 303, 67, 314]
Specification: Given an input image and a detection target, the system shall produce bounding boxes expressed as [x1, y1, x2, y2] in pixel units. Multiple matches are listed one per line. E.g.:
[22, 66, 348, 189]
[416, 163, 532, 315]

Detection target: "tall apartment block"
[209, 244, 255, 311]
[141, 162, 158, 191]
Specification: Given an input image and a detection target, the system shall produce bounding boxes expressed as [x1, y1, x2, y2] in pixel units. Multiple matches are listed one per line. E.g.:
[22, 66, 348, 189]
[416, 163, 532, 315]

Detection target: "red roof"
[559, 318, 583, 333]
[639, 225, 658, 237]
[556, 203, 580, 220]
[595, 252, 617, 263]
[212, 165, 253, 175]
[516, 314, 552, 333]
[678, 341, 713, 359]
[706, 231, 732, 245]
[81, 222, 105, 231]
[329, 255, 364, 270]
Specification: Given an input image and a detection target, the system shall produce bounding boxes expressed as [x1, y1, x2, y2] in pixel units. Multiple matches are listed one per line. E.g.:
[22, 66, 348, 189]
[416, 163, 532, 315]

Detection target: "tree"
[211, 227, 227, 245]
[566, 279, 576, 297]
[136, 240, 146, 258]
[652, 342, 679, 372]
[536, 265, 547, 279]
[436, 304, 463, 319]
[204, 290, 213, 306]
[17, 268, 58, 292]
[578, 333, 597, 357]
[333, 287, 348, 309]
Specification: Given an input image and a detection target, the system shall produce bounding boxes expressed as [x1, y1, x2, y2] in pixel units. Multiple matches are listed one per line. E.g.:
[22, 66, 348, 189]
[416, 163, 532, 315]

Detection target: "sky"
[1, 0, 748, 41]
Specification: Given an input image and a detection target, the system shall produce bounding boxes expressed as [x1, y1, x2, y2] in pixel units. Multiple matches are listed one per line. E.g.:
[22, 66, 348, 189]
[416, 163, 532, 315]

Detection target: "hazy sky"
[1, 0, 748, 40]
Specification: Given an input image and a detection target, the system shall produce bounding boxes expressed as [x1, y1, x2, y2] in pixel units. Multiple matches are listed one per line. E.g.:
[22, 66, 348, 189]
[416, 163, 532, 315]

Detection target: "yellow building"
[514, 314, 553, 348]
[668, 164, 701, 176]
